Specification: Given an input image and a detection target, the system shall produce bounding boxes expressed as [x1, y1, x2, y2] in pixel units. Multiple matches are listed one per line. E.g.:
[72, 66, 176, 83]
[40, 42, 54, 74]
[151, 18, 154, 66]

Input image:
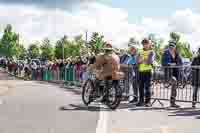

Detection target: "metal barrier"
[121, 65, 200, 105]
[150, 66, 200, 105]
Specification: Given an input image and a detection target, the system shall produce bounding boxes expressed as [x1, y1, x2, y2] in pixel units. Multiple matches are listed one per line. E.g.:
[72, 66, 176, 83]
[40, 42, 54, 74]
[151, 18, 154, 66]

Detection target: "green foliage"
[54, 35, 84, 59]
[18, 44, 27, 60]
[55, 40, 63, 59]
[28, 42, 40, 59]
[0, 24, 21, 58]
[55, 35, 68, 59]
[88, 32, 106, 54]
[169, 32, 193, 59]
[40, 38, 54, 60]
[170, 32, 180, 42]
[148, 34, 164, 64]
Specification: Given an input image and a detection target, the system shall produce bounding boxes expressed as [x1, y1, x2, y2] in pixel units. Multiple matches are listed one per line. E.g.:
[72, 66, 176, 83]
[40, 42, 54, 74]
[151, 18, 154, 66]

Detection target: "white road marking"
[0, 99, 3, 104]
[96, 104, 110, 133]
[161, 126, 173, 133]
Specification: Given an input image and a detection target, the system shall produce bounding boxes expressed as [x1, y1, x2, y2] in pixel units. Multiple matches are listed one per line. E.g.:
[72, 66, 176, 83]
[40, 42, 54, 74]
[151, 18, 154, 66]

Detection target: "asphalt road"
[0, 71, 200, 133]
[0, 72, 99, 133]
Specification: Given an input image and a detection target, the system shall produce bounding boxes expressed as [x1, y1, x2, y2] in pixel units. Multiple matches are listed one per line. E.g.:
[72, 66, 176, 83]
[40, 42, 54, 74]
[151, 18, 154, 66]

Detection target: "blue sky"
[107, 0, 198, 21]
[0, 0, 199, 49]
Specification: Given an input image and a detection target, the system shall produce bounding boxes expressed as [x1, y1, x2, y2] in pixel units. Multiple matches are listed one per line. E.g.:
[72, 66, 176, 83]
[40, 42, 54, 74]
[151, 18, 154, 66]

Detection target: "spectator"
[136, 39, 155, 107]
[161, 40, 183, 108]
[59, 59, 64, 80]
[119, 49, 130, 101]
[52, 60, 58, 80]
[31, 61, 38, 80]
[75, 57, 82, 81]
[191, 48, 200, 108]
[120, 46, 139, 103]
[120, 50, 129, 64]
[24, 63, 31, 80]
[81, 56, 89, 82]
[127, 45, 139, 103]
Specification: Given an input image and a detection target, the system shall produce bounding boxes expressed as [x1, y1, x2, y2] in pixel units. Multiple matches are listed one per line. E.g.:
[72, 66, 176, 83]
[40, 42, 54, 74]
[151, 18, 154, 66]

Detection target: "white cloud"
[0, 3, 199, 50]
[138, 9, 200, 50]
[169, 9, 200, 34]
[167, 9, 200, 49]
[0, 3, 145, 48]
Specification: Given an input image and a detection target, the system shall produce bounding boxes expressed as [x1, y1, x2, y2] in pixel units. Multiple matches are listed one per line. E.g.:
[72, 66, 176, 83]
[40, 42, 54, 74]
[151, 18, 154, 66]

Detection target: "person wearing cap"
[161, 40, 183, 108]
[89, 42, 123, 102]
[136, 39, 155, 107]
[191, 48, 200, 108]
[94, 42, 123, 80]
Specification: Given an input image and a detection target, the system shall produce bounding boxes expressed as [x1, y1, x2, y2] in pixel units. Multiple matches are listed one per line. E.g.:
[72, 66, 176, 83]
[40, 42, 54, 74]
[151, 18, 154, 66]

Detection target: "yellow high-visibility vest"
[138, 49, 153, 72]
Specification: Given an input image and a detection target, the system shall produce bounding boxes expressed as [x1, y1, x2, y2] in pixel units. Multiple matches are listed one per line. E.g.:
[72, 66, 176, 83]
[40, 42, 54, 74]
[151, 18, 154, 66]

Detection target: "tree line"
[0, 24, 194, 63]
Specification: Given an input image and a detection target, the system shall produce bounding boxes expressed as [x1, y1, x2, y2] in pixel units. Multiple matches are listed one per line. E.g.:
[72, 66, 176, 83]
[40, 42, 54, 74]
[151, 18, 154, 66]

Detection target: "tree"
[28, 43, 40, 59]
[40, 38, 54, 60]
[169, 32, 193, 59]
[170, 32, 180, 43]
[148, 33, 164, 63]
[55, 35, 70, 59]
[55, 40, 63, 59]
[18, 44, 27, 60]
[74, 35, 85, 56]
[88, 32, 105, 54]
[0, 24, 21, 58]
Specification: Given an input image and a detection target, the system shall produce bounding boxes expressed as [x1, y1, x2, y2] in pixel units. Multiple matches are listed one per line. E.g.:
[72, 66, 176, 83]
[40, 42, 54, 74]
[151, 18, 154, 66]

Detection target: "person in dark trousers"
[136, 39, 155, 107]
[191, 48, 200, 108]
[161, 41, 183, 108]
[59, 60, 64, 80]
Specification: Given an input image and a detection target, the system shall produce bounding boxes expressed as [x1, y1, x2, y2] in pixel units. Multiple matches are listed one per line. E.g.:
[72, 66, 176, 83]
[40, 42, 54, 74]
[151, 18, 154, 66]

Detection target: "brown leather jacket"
[94, 52, 124, 80]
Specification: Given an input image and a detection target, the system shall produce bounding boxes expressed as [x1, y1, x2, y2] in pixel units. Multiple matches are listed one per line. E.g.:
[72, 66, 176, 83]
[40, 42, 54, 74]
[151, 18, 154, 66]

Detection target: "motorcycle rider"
[88, 42, 124, 101]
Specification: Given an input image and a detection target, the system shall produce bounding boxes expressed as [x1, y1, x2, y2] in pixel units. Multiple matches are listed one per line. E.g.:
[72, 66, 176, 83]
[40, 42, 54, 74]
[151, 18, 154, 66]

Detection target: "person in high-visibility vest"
[136, 39, 155, 107]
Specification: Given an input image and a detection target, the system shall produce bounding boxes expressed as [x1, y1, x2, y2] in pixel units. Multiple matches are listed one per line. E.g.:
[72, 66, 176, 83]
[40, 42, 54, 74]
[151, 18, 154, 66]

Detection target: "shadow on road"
[168, 108, 200, 119]
[59, 104, 111, 112]
[36, 81, 60, 86]
[59, 103, 167, 112]
[129, 107, 166, 111]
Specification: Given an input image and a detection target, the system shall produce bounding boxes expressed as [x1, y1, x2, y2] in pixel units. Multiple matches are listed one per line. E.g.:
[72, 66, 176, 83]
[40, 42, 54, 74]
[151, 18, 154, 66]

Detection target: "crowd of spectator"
[0, 56, 96, 82]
